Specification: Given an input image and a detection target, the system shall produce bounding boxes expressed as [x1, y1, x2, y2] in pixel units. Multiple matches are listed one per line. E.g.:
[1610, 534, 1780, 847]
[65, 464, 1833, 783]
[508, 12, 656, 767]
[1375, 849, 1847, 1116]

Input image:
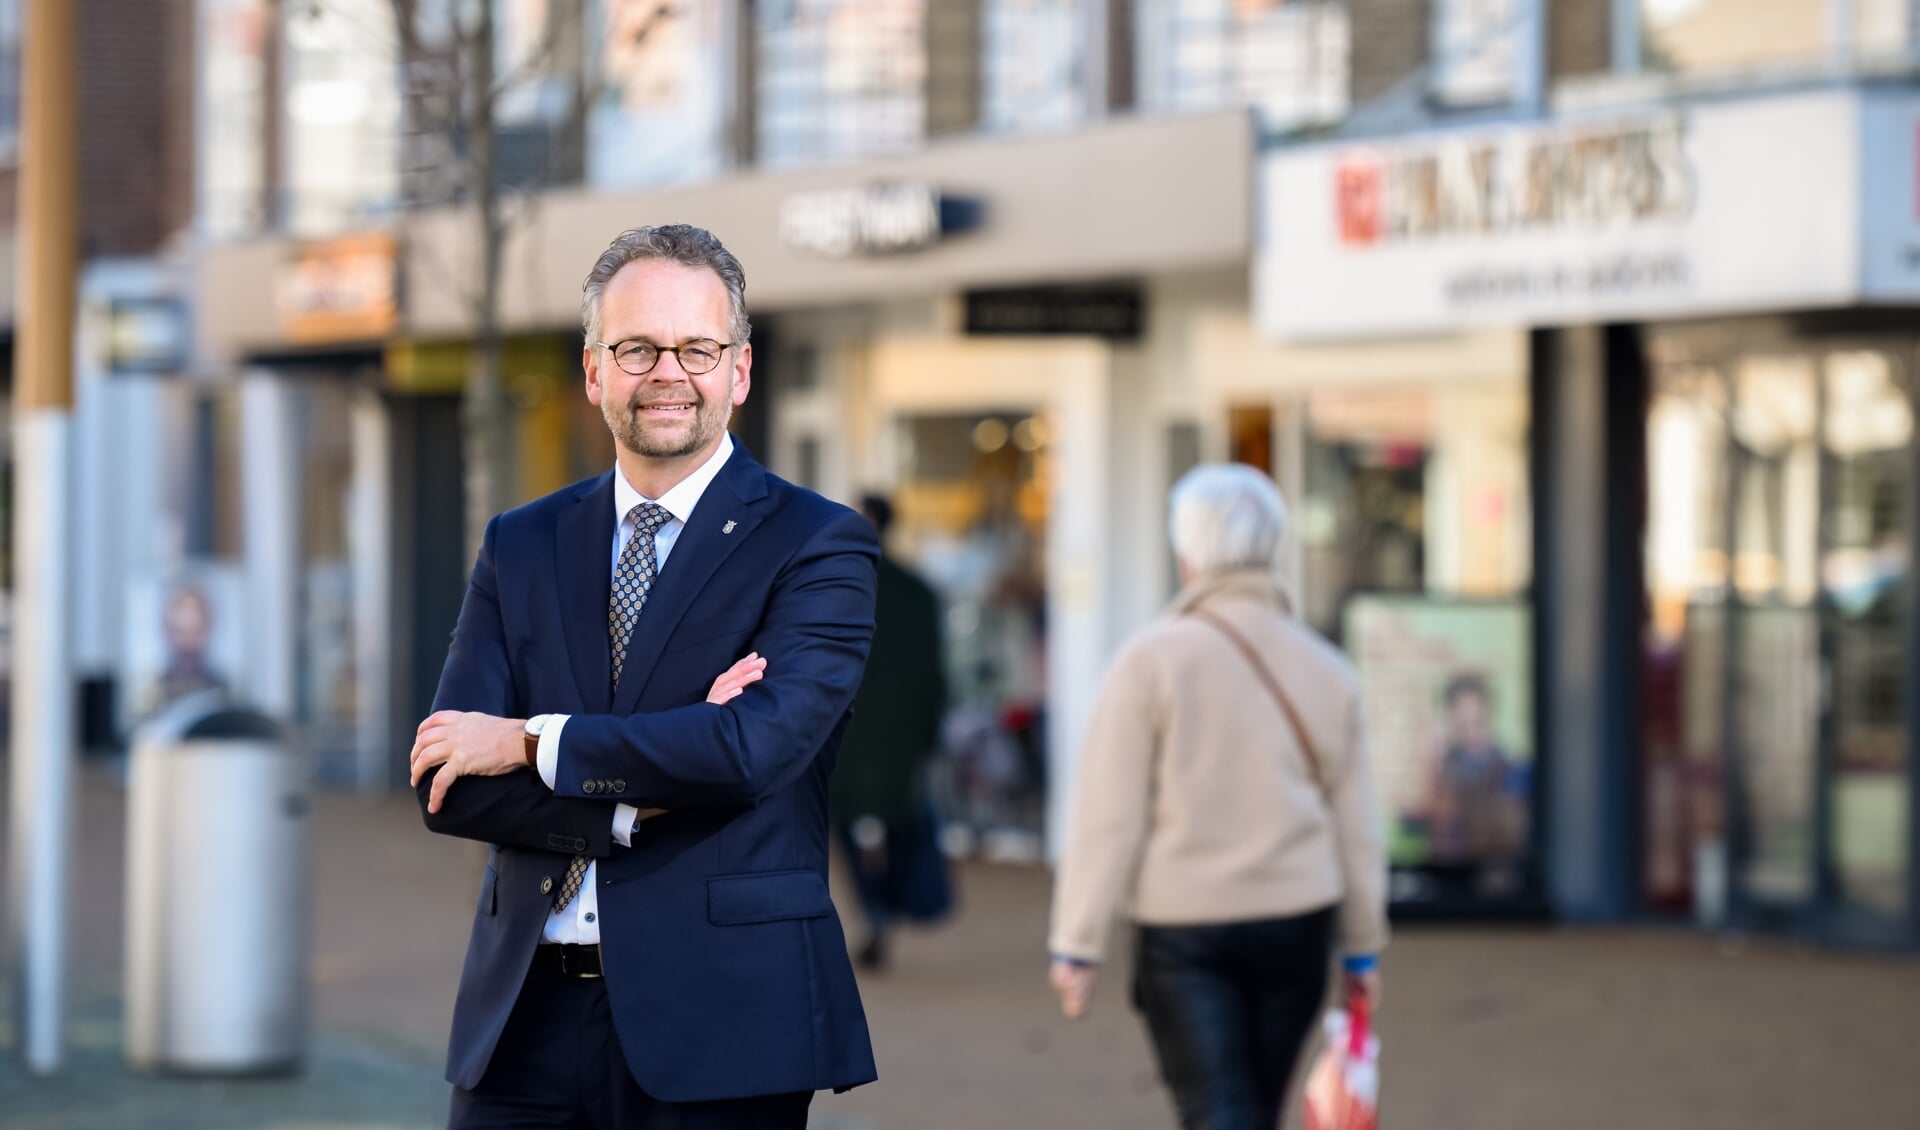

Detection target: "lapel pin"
[723, 520, 737, 534]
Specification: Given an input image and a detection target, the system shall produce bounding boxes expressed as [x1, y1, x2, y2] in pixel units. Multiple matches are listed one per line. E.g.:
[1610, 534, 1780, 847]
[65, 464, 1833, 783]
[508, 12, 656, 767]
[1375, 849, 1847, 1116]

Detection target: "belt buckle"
[563, 946, 601, 979]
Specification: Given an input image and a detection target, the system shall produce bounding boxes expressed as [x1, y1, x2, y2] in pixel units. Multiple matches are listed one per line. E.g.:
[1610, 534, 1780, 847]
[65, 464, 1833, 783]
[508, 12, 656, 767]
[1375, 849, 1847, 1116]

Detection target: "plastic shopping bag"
[1303, 990, 1379, 1130]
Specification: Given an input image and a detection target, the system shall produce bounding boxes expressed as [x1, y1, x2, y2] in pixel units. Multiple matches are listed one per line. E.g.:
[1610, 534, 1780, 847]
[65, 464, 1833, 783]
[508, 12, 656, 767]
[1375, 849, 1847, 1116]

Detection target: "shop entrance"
[861, 335, 1111, 864]
[1642, 330, 1915, 943]
[1282, 375, 1537, 913]
[893, 409, 1051, 860]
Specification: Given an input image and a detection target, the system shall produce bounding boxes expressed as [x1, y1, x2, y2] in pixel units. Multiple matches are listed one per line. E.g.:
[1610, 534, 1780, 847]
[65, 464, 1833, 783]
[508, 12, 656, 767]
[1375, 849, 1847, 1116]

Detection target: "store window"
[295, 381, 363, 784]
[893, 410, 1051, 860]
[1822, 350, 1911, 920]
[982, 0, 1084, 134]
[756, 0, 927, 168]
[199, 0, 270, 238]
[283, 0, 401, 234]
[1294, 374, 1533, 903]
[0, 0, 17, 158]
[1641, 354, 1731, 916]
[1643, 329, 1913, 937]
[1431, 0, 1520, 105]
[1728, 355, 1823, 905]
[1298, 376, 1530, 636]
[1638, 0, 1913, 77]
[1148, 0, 1348, 131]
[588, 0, 728, 187]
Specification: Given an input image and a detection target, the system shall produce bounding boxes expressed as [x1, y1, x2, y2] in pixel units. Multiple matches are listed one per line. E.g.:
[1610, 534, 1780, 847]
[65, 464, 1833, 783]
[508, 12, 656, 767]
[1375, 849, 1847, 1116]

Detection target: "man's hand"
[1050, 958, 1098, 1020]
[410, 711, 528, 814]
[708, 652, 766, 704]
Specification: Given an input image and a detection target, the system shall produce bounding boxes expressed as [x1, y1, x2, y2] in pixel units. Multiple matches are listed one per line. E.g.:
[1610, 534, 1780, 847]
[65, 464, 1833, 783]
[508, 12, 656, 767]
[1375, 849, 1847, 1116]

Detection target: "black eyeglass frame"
[595, 338, 737, 377]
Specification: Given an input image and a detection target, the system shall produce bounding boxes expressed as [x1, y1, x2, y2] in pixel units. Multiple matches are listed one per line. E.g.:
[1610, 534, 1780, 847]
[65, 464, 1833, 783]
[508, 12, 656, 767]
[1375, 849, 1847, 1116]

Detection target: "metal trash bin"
[125, 691, 309, 1074]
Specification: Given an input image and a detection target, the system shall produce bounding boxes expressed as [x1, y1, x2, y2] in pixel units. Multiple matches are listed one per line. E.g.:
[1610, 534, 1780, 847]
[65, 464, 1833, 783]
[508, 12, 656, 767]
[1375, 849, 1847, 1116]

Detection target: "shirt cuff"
[1343, 954, 1379, 974]
[613, 804, 639, 847]
[536, 714, 569, 790]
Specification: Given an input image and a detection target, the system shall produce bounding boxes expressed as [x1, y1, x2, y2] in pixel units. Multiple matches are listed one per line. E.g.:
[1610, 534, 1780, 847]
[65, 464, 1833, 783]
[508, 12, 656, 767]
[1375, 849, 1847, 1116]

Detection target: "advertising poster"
[122, 565, 245, 731]
[1345, 596, 1534, 900]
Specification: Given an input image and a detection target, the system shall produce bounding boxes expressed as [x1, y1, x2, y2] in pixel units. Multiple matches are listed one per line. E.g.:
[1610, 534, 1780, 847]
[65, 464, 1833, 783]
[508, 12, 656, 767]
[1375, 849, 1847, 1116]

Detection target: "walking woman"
[1048, 463, 1387, 1130]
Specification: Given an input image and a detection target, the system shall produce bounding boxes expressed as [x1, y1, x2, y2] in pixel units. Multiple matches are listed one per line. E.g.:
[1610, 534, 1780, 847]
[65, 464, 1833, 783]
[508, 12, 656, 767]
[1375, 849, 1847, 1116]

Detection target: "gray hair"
[581, 224, 752, 347]
[1168, 463, 1289, 575]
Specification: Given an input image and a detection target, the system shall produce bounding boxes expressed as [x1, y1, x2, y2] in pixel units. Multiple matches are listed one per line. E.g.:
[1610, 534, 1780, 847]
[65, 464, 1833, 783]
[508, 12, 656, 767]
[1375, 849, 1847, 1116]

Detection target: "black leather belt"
[533, 943, 603, 979]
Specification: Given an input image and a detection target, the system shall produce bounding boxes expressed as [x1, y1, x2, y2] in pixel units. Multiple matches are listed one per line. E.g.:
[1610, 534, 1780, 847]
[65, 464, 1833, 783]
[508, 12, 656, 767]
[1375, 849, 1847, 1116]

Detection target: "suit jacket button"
[611, 779, 626, 793]
[583, 781, 598, 795]
[540, 877, 554, 895]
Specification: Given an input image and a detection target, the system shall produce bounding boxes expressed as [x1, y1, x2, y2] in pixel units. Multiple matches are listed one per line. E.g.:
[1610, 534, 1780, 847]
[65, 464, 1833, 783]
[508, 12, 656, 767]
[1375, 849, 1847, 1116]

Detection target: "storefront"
[196, 111, 1257, 852]
[1640, 315, 1914, 945]
[1256, 85, 1920, 944]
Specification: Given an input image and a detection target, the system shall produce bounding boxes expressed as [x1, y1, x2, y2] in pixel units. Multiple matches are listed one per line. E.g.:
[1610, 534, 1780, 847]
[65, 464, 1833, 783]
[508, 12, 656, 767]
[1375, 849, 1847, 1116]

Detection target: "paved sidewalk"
[0, 980, 447, 1130]
[4, 762, 1919, 1129]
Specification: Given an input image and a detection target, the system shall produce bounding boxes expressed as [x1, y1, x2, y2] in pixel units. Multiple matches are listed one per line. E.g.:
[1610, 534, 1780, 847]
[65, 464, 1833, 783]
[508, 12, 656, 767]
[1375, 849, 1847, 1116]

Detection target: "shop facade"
[195, 111, 1258, 851]
[1255, 83, 1920, 945]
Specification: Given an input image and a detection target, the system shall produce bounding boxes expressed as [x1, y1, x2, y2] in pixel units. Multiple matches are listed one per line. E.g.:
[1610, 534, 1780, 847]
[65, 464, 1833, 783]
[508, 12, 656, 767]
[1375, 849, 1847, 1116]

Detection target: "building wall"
[1348, 0, 1431, 105]
[1550, 0, 1614, 81]
[927, 0, 984, 137]
[78, 0, 196, 257]
[196, 109, 1254, 359]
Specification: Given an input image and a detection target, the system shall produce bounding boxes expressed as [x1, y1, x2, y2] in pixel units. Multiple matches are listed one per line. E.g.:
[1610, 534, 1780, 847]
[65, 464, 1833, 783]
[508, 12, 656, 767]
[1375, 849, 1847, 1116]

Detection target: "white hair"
[1168, 463, 1289, 575]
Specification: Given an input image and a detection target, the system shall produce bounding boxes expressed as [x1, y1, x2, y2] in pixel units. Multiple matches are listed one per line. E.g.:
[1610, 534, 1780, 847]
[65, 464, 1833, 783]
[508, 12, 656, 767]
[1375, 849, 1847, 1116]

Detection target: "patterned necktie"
[554, 500, 673, 913]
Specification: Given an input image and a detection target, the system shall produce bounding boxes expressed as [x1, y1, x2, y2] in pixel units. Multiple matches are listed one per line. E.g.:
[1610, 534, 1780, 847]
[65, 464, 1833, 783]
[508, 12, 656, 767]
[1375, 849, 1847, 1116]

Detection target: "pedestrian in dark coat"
[831, 493, 951, 969]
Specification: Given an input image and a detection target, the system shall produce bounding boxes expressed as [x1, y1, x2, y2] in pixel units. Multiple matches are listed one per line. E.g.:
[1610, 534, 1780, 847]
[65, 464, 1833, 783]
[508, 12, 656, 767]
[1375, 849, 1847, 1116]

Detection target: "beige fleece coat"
[1048, 568, 1389, 964]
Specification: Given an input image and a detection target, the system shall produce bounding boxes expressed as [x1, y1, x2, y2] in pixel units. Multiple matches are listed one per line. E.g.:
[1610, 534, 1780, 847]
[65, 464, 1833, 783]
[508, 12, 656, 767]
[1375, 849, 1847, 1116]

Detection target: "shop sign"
[1258, 91, 1871, 339]
[277, 233, 400, 344]
[103, 297, 191, 375]
[1334, 118, 1692, 248]
[780, 181, 983, 258]
[964, 285, 1143, 339]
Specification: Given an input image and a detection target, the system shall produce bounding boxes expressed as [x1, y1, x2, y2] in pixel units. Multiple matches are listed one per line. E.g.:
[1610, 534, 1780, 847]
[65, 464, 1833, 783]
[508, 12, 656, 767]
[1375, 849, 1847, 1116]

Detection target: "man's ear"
[731, 342, 753, 407]
[584, 346, 604, 407]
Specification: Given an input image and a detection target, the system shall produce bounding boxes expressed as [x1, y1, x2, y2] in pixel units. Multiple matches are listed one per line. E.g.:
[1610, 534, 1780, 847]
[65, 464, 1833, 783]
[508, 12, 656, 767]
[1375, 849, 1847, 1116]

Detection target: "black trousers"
[448, 955, 813, 1129]
[1132, 907, 1336, 1130]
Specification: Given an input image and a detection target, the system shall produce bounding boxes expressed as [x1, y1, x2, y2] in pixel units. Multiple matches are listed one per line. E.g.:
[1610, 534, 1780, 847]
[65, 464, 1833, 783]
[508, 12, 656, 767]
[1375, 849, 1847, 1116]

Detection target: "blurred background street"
[3, 0, 1920, 1125]
[5, 766, 1920, 1129]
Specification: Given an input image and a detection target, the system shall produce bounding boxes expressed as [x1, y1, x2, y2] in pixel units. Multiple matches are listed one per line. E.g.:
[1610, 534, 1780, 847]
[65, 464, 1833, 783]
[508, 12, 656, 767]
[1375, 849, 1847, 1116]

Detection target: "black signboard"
[963, 285, 1143, 340]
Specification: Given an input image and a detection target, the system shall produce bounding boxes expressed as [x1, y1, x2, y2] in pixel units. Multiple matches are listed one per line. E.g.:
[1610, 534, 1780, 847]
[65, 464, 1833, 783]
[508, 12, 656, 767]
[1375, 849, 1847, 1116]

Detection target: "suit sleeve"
[554, 509, 879, 808]
[416, 514, 617, 857]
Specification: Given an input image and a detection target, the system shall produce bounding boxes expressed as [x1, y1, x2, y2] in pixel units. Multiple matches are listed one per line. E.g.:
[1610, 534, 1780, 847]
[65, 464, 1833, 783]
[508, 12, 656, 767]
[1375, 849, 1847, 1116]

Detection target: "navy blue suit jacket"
[420, 443, 880, 1102]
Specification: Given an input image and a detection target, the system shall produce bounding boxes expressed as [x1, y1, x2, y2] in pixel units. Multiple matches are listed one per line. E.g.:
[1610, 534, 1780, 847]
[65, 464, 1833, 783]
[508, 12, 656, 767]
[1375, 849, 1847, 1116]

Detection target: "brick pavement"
[4, 762, 1919, 1129]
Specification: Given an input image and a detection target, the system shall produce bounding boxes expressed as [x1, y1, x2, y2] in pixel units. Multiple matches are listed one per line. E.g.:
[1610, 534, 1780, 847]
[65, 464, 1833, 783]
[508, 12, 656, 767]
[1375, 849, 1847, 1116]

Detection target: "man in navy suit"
[408, 224, 879, 1128]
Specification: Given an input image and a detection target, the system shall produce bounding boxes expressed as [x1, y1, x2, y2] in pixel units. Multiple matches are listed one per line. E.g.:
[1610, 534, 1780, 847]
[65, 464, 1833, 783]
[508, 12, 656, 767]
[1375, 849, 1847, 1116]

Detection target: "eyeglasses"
[597, 338, 735, 377]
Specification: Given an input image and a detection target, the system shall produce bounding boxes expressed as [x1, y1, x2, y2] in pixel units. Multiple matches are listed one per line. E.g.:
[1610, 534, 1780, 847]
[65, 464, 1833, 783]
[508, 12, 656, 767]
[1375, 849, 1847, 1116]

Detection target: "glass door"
[1646, 331, 1916, 941]
[893, 410, 1052, 861]
[1820, 349, 1913, 936]
[1641, 354, 1732, 919]
[1727, 353, 1824, 920]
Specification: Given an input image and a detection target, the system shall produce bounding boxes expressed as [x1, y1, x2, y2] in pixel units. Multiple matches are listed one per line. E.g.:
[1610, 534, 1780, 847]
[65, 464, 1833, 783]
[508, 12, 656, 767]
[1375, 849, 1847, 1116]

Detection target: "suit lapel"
[557, 472, 616, 713]
[610, 445, 769, 716]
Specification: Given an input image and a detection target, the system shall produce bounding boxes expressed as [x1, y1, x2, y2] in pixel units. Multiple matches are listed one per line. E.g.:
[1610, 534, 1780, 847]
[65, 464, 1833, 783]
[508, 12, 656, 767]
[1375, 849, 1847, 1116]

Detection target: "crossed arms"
[413, 509, 879, 855]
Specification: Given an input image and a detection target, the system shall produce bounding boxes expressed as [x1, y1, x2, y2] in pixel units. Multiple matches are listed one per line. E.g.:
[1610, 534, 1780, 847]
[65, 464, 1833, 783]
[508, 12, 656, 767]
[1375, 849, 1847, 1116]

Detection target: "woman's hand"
[1345, 968, 1382, 1010]
[707, 653, 766, 704]
[1050, 958, 1099, 1019]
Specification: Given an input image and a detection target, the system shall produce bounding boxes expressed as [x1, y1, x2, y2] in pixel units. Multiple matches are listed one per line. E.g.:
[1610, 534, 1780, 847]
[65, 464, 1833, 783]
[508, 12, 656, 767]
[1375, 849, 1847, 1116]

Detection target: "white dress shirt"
[532, 433, 735, 944]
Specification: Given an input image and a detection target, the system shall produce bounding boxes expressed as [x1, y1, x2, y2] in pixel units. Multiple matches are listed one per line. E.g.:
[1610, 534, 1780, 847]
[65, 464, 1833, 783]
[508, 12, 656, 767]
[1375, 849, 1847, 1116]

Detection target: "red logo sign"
[1337, 155, 1383, 247]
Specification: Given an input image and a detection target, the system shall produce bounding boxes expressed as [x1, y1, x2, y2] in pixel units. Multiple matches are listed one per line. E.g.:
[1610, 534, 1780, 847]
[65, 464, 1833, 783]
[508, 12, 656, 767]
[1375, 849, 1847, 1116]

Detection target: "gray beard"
[606, 394, 733, 460]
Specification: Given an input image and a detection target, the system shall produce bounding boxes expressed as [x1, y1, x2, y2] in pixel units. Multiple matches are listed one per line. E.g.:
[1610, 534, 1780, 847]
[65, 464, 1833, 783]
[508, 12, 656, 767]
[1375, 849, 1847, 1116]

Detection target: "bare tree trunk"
[463, 0, 515, 562]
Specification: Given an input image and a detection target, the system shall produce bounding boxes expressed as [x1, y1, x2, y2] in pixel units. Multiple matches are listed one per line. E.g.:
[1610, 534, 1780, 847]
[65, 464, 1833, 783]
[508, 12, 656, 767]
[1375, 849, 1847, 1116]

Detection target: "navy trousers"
[1132, 907, 1336, 1130]
[448, 955, 813, 1129]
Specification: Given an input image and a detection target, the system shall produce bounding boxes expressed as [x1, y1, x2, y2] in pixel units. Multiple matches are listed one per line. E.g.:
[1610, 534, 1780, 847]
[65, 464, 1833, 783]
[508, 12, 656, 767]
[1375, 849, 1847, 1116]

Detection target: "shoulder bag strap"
[1189, 607, 1327, 795]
